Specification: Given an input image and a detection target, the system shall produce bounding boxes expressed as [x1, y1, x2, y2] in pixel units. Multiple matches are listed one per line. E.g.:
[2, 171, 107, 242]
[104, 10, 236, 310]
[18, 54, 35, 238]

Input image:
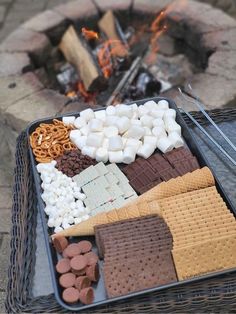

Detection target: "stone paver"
[0, 234, 11, 311]
[0, 187, 12, 208]
[0, 209, 11, 233]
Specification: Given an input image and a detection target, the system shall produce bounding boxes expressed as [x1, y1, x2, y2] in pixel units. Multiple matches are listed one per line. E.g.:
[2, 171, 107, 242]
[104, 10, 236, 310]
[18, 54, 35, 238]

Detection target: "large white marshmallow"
[156, 137, 174, 153]
[123, 146, 136, 164]
[125, 138, 142, 152]
[116, 104, 133, 118]
[144, 135, 157, 147]
[152, 118, 165, 128]
[80, 108, 95, 122]
[157, 99, 169, 110]
[89, 118, 103, 132]
[82, 146, 97, 158]
[106, 105, 116, 116]
[131, 119, 142, 126]
[105, 115, 117, 126]
[86, 133, 104, 148]
[74, 116, 86, 129]
[168, 132, 184, 148]
[116, 116, 130, 134]
[138, 105, 149, 117]
[163, 108, 176, 121]
[103, 126, 119, 138]
[140, 115, 154, 128]
[74, 136, 87, 150]
[80, 125, 90, 136]
[144, 100, 157, 110]
[108, 135, 123, 151]
[69, 129, 81, 143]
[165, 121, 181, 136]
[124, 126, 145, 140]
[62, 116, 75, 125]
[152, 126, 167, 139]
[108, 150, 124, 163]
[95, 147, 109, 163]
[150, 109, 165, 119]
[102, 138, 109, 149]
[143, 126, 152, 136]
[137, 143, 156, 159]
[94, 110, 106, 121]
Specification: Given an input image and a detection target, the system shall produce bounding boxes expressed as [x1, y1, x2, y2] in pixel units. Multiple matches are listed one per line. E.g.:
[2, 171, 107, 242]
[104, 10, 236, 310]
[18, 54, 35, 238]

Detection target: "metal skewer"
[179, 105, 236, 166]
[178, 86, 236, 153]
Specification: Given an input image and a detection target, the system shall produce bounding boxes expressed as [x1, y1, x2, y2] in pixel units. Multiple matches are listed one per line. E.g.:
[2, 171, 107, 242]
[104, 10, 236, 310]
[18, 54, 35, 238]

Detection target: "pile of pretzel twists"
[30, 119, 77, 163]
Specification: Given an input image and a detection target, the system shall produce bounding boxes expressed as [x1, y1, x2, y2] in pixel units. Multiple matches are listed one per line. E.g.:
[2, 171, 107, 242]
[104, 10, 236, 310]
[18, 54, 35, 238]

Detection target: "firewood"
[59, 25, 107, 92]
[98, 10, 129, 58]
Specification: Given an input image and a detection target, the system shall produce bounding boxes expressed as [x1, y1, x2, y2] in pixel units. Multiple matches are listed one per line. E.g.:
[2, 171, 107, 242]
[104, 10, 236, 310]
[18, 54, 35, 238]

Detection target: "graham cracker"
[172, 234, 236, 280]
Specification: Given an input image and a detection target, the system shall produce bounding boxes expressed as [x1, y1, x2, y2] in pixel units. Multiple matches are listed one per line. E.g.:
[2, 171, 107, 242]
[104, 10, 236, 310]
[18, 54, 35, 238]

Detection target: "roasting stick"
[179, 106, 236, 166]
[178, 86, 236, 153]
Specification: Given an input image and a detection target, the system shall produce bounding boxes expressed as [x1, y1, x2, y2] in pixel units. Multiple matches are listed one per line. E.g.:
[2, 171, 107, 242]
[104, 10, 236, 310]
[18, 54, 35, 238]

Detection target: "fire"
[150, 10, 167, 53]
[77, 81, 96, 102]
[82, 27, 99, 40]
[66, 90, 77, 98]
[97, 39, 128, 78]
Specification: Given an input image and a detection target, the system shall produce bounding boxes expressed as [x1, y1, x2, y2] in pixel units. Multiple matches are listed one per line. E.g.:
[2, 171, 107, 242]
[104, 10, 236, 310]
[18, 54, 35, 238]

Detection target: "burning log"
[98, 10, 129, 58]
[59, 25, 107, 92]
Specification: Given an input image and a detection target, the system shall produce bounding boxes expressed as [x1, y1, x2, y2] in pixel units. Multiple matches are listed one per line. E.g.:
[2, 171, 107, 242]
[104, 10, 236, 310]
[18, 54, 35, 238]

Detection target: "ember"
[82, 28, 99, 40]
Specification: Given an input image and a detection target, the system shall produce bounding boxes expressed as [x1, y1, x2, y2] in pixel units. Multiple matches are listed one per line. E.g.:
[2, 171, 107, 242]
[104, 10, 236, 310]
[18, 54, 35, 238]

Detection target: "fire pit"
[0, 0, 236, 135]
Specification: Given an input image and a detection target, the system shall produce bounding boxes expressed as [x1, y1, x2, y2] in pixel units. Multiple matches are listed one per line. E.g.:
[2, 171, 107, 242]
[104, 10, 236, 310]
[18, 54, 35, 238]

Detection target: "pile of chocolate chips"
[53, 237, 99, 305]
[56, 150, 97, 177]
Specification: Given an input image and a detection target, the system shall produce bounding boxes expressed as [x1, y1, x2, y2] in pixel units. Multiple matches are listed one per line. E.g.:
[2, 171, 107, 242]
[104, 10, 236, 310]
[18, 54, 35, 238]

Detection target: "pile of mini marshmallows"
[37, 161, 90, 232]
[62, 100, 184, 164]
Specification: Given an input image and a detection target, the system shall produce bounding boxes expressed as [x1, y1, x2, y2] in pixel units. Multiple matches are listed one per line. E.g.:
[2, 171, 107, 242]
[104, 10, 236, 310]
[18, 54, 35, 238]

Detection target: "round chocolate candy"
[62, 287, 80, 304]
[70, 255, 87, 273]
[77, 240, 92, 253]
[63, 243, 81, 258]
[75, 276, 91, 291]
[59, 272, 76, 288]
[56, 258, 71, 274]
[79, 287, 94, 305]
[86, 263, 99, 282]
[84, 251, 99, 266]
[53, 236, 68, 253]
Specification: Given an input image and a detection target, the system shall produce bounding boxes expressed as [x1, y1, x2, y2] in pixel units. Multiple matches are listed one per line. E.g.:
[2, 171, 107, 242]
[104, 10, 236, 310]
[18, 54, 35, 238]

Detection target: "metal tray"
[26, 97, 236, 311]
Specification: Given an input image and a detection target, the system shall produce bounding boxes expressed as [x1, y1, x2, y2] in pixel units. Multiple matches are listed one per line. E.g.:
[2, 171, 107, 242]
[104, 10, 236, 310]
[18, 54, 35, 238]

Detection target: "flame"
[97, 39, 127, 78]
[150, 10, 167, 53]
[82, 27, 99, 40]
[78, 81, 96, 102]
[66, 90, 77, 98]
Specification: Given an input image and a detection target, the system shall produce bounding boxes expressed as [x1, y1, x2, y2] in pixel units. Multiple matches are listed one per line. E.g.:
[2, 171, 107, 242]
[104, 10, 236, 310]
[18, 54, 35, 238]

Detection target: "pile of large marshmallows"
[63, 100, 184, 164]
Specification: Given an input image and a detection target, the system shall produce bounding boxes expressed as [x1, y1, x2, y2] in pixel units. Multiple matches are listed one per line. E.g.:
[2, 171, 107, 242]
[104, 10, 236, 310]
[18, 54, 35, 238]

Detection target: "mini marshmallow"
[74, 116, 86, 129]
[144, 135, 157, 147]
[80, 108, 95, 122]
[55, 226, 63, 233]
[116, 104, 133, 118]
[89, 118, 103, 132]
[123, 146, 136, 164]
[108, 150, 124, 163]
[116, 116, 130, 134]
[108, 135, 123, 151]
[157, 99, 169, 110]
[106, 105, 116, 116]
[86, 133, 104, 147]
[143, 126, 152, 136]
[80, 125, 90, 136]
[140, 115, 154, 128]
[144, 100, 157, 110]
[82, 146, 97, 158]
[131, 119, 142, 126]
[74, 136, 87, 149]
[62, 116, 75, 125]
[138, 105, 149, 117]
[163, 108, 176, 121]
[125, 138, 142, 152]
[104, 126, 119, 138]
[165, 121, 181, 136]
[152, 118, 165, 128]
[94, 110, 106, 121]
[95, 147, 109, 163]
[105, 115, 117, 126]
[156, 137, 174, 153]
[124, 126, 145, 140]
[152, 126, 167, 139]
[168, 132, 184, 148]
[69, 129, 81, 144]
[150, 109, 165, 119]
[137, 144, 155, 159]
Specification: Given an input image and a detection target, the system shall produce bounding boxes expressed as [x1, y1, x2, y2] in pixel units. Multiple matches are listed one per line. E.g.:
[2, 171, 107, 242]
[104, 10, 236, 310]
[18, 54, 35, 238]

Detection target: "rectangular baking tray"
[27, 96, 236, 311]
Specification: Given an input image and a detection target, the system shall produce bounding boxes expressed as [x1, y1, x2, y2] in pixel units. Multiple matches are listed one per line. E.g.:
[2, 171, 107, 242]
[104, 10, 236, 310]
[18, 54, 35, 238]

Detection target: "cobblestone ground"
[0, 0, 235, 312]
